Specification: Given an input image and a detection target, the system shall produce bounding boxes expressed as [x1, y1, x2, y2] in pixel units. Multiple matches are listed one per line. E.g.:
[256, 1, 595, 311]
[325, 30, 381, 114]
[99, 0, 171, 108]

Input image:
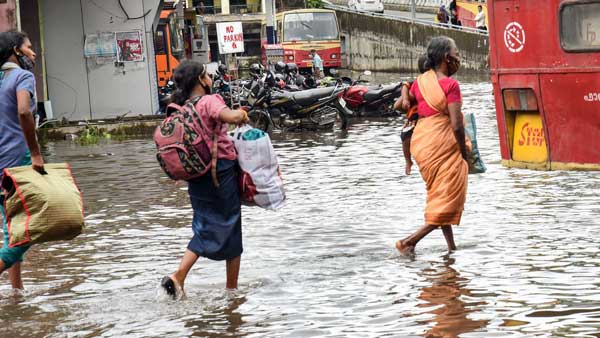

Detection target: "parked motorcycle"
[342, 70, 403, 117]
[246, 70, 351, 132]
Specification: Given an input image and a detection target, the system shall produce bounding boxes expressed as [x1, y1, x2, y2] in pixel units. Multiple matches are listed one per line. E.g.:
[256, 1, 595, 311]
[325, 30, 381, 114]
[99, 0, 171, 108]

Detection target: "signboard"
[116, 31, 144, 62]
[84, 33, 117, 58]
[216, 22, 245, 54]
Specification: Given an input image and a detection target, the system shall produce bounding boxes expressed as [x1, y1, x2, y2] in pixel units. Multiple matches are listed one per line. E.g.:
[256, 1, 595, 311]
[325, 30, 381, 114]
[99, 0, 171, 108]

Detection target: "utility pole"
[266, 0, 277, 44]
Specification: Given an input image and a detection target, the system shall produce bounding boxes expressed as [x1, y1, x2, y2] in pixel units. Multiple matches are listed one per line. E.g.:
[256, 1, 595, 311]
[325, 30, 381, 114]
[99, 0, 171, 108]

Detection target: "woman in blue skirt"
[160, 61, 249, 298]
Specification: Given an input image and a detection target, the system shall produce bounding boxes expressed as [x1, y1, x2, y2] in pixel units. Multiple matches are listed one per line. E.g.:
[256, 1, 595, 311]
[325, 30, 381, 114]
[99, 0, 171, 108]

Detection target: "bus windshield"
[283, 12, 339, 42]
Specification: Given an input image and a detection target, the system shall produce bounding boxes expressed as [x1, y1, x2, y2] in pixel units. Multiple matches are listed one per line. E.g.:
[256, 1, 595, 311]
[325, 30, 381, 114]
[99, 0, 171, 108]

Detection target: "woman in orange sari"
[396, 36, 470, 256]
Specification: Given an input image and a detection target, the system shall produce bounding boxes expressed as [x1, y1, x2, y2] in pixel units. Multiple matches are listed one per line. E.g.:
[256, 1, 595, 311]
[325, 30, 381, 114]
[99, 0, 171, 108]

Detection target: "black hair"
[171, 60, 207, 106]
[478, 5, 483, 9]
[0, 30, 28, 67]
[417, 54, 430, 74]
[424, 36, 456, 70]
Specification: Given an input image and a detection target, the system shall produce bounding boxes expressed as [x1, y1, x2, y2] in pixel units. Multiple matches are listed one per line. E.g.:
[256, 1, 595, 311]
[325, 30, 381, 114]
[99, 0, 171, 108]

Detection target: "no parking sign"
[216, 22, 245, 54]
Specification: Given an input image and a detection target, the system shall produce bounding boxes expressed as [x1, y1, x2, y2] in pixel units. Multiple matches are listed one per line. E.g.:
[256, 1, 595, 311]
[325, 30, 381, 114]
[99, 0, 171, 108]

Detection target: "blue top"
[0, 68, 36, 183]
[312, 53, 324, 71]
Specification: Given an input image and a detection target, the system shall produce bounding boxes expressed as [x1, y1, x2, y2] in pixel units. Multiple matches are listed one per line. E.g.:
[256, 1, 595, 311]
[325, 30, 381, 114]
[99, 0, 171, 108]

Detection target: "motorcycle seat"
[364, 84, 401, 102]
[291, 86, 338, 106]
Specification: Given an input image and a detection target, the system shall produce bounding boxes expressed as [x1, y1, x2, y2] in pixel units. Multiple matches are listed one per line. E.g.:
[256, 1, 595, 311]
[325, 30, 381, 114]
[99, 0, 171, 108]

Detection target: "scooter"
[342, 71, 404, 117]
[246, 70, 351, 132]
[158, 80, 175, 114]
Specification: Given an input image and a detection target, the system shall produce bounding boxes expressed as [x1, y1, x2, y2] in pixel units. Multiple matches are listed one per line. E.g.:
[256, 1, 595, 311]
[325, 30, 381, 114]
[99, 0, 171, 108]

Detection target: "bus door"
[154, 11, 184, 87]
[490, 0, 550, 169]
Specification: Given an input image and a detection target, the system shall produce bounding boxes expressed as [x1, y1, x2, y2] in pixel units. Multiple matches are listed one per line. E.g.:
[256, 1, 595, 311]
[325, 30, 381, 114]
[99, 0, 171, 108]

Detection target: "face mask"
[16, 49, 34, 70]
[447, 55, 461, 76]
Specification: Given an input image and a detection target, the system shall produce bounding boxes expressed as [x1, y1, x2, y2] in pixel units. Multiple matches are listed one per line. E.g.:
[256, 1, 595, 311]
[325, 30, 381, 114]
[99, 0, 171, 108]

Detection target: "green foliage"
[77, 125, 112, 145]
[307, 0, 324, 8]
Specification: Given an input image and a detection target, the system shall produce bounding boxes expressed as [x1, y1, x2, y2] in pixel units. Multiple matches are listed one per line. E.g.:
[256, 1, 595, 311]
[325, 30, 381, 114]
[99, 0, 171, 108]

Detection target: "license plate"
[339, 98, 346, 108]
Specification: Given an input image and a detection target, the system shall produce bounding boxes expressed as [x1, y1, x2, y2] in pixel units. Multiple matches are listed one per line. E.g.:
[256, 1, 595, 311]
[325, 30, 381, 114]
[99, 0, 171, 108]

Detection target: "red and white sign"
[504, 22, 526, 53]
[216, 22, 245, 54]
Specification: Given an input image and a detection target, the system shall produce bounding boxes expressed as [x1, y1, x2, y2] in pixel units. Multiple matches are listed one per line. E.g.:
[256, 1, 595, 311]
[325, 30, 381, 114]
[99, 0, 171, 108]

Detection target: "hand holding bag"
[1, 163, 84, 247]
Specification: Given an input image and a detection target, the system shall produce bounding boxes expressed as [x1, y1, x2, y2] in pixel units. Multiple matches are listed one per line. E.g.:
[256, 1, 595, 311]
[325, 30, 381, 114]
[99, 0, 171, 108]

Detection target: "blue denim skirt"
[187, 159, 242, 261]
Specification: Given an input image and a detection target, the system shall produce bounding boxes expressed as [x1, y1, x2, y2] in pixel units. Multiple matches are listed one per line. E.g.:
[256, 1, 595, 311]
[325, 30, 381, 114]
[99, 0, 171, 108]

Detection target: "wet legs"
[0, 260, 24, 290]
[169, 250, 241, 291]
[441, 225, 457, 252]
[226, 256, 240, 289]
[396, 224, 456, 255]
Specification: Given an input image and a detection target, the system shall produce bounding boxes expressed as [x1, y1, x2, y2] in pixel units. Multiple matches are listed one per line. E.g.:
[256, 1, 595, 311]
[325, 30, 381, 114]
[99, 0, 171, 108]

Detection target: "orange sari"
[411, 70, 469, 226]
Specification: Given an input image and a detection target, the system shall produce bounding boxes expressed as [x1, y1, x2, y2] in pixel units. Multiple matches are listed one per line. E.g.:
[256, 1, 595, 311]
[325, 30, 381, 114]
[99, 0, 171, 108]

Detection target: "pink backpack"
[154, 96, 220, 186]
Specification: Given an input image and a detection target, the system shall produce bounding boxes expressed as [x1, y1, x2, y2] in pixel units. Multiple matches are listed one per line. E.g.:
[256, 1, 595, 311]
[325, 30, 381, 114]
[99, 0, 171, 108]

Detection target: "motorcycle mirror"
[167, 80, 174, 86]
[363, 70, 372, 76]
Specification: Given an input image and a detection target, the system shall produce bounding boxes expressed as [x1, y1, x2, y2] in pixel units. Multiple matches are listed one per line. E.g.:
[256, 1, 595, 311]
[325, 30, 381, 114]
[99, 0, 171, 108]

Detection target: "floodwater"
[1, 76, 600, 338]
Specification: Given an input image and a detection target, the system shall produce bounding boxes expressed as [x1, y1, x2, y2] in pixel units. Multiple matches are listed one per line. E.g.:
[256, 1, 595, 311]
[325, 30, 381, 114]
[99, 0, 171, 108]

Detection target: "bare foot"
[395, 240, 415, 257]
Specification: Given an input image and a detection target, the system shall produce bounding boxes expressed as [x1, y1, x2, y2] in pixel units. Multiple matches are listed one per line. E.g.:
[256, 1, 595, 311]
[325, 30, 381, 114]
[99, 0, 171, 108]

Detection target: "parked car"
[348, 0, 385, 13]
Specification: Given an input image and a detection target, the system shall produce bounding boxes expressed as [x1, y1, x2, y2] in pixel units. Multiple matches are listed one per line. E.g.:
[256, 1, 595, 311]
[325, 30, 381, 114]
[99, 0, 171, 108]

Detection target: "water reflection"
[417, 256, 488, 338]
[2, 80, 600, 337]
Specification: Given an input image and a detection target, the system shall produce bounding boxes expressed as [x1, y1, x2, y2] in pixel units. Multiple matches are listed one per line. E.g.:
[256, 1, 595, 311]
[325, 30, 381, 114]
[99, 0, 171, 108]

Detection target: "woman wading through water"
[396, 36, 470, 256]
[160, 61, 249, 298]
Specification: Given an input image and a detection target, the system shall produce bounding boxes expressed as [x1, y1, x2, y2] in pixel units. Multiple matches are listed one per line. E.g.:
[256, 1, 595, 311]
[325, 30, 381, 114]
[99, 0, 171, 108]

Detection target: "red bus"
[262, 9, 342, 72]
[489, 0, 600, 170]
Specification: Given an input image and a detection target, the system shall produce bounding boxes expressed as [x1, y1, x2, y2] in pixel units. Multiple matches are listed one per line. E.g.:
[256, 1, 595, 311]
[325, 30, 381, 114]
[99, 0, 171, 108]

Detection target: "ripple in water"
[1, 80, 599, 337]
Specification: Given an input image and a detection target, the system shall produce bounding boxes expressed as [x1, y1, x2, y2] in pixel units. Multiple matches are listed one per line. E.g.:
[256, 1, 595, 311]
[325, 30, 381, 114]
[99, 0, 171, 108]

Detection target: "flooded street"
[2, 79, 600, 338]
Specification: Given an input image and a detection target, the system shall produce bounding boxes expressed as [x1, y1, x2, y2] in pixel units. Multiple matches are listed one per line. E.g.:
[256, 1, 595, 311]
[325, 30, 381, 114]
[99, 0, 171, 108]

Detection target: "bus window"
[283, 12, 339, 41]
[560, 2, 600, 51]
[155, 25, 167, 55]
[169, 13, 184, 54]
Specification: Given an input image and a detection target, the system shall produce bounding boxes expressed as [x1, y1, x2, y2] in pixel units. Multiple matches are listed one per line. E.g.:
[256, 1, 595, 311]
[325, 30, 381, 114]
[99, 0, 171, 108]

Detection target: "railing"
[230, 4, 262, 14]
[324, 2, 488, 36]
[195, 4, 262, 15]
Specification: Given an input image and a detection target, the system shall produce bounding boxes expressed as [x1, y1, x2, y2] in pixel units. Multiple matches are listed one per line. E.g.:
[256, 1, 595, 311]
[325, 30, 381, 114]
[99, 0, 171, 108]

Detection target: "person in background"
[160, 60, 249, 299]
[475, 5, 487, 31]
[310, 49, 324, 80]
[436, 5, 449, 24]
[0, 31, 43, 289]
[395, 36, 470, 256]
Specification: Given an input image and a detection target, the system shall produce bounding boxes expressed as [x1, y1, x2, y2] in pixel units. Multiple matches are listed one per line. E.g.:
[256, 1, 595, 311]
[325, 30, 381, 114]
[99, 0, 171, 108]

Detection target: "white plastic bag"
[229, 125, 285, 210]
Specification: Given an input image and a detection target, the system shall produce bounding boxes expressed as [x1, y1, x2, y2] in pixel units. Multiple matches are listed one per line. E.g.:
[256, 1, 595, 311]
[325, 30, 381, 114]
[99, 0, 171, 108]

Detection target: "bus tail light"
[502, 89, 538, 111]
[331, 54, 337, 59]
[287, 55, 294, 61]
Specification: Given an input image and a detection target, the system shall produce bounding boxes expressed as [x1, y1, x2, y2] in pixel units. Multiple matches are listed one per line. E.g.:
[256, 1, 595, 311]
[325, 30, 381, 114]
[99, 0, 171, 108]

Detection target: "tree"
[307, 0, 324, 8]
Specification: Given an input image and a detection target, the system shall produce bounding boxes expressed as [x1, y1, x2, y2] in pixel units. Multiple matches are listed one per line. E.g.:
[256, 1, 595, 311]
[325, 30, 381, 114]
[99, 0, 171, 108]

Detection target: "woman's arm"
[17, 90, 44, 173]
[448, 102, 468, 161]
[219, 107, 249, 124]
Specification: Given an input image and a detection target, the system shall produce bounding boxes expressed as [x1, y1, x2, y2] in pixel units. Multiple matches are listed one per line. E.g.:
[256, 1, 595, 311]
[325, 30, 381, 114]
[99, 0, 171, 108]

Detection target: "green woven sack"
[1, 163, 84, 247]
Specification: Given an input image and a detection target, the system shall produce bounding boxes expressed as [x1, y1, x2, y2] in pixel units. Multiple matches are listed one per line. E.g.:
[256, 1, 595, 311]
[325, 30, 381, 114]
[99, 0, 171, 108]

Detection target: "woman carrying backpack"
[160, 61, 249, 298]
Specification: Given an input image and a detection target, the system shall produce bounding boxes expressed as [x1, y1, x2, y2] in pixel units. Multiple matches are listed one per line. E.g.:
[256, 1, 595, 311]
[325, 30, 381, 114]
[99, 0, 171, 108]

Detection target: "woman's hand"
[31, 153, 46, 174]
[405, 161, 413, 175]
[219, 107, 249, 125]
[401, 98, 411, 111]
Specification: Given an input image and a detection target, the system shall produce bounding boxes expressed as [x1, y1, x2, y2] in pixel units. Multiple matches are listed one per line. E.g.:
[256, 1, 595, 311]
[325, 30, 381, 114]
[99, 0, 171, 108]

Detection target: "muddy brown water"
[1, 77, 599, 338]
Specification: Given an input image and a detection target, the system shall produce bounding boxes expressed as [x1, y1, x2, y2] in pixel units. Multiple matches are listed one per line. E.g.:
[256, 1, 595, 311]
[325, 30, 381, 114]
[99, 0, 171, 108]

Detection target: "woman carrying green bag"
[0, 31, 44, 289]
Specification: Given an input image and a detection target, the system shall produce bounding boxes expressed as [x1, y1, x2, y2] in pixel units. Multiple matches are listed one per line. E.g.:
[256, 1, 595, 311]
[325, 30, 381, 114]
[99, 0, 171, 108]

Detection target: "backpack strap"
[210, 122, 220, 188]
[186, 95, 221, 188]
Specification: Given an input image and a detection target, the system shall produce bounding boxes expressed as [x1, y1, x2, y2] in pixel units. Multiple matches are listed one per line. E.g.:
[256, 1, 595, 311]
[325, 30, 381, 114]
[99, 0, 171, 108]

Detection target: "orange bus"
[262, 9, 342, 73]
[154, 9, 184, 87]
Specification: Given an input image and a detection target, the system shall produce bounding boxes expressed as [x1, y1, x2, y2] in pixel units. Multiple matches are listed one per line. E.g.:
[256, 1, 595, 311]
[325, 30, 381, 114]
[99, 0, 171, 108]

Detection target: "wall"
[336, 9, 489, 73]
[42, 0, 161, 121]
